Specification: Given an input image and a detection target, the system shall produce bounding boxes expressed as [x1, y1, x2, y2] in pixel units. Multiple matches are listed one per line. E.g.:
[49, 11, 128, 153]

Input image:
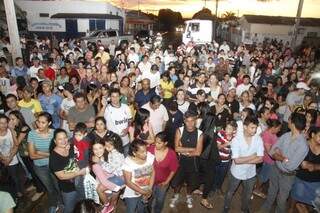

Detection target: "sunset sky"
[103, 0, 320, 18]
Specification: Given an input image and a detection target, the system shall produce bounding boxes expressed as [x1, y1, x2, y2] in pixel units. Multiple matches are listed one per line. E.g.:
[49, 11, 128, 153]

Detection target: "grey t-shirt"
[270, 132, 309, 173]
[68, 105, 95, 125]
[283, 92, 304, 122]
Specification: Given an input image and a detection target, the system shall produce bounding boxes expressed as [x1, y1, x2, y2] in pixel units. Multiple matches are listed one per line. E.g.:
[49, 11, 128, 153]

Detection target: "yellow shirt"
[160, 79, 174, 99]
[95, 52, 110, 64]
[18, 99, 43, 114]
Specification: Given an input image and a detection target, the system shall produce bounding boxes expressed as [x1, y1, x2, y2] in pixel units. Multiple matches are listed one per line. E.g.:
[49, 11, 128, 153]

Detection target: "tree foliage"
[158, 9, 184, 31]
[192, 7, 215, 20]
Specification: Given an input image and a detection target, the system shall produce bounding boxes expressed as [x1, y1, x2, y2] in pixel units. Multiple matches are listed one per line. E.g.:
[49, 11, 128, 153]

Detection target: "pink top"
[92, 163, 117, 191]
[261, 129, 277, 164]
[147, 145, 179, 185]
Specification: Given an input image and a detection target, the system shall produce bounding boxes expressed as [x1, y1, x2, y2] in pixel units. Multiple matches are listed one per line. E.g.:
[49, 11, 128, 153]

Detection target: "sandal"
[193, 189, 203, 195]
[253, 190, 266, 199]
[200, 199, 214, 209]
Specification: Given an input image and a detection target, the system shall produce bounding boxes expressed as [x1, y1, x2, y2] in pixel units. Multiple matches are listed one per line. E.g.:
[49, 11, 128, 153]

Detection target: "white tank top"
[0, 129, 18, 166]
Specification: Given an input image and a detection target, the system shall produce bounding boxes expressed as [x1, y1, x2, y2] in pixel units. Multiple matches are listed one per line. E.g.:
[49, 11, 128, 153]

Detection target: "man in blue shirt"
[134, 78, 157, 108]
[258, 112, 309, 213]
[39, 80, 62, 128]
[11, 57, 28, 78]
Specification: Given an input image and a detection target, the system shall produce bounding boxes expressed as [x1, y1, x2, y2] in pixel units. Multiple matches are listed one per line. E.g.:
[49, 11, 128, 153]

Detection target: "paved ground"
[16, 180, 269, 213]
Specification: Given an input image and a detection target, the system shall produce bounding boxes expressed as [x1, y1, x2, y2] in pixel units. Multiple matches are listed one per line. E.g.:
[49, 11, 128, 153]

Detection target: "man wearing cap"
[60, 83, 75, 134]
[283, 82, 310, 125]
[28, 57, 43, 78]
[38, 80, 62, 128]
[95, 46, 110, 65]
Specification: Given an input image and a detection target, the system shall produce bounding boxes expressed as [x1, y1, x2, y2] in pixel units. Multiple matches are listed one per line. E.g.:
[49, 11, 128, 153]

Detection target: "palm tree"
[222, 11, 237, 21]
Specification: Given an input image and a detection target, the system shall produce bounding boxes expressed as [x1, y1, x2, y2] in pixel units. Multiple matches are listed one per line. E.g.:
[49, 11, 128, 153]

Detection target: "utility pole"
[291, 0, 304, 49]
[213, 0, 219, 40]
[4, 0, 22, 62]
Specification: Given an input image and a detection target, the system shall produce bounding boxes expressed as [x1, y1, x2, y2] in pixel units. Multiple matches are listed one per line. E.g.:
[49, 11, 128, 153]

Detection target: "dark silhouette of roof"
[243, 15, 320, 27]
[51, 13, 122, 19]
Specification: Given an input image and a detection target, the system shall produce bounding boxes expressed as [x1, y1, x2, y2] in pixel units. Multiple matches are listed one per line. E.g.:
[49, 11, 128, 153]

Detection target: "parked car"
[83, 29, 133, 46]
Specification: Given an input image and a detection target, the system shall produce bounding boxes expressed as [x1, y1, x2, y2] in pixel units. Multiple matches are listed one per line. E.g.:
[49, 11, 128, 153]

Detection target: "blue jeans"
[62, 191, 79, 213]
[33, 165, 62, 208]
[213, 161, 230, 191]
[125, 196, 145, 213]
[74, 176, 85, 200]
[152, 185, 168, 213]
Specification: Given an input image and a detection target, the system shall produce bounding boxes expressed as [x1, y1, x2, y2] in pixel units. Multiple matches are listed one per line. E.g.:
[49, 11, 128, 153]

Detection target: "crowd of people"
[0, 34, 319, 213]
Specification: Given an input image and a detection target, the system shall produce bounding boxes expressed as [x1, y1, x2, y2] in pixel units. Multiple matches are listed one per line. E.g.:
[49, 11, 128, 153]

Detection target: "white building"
[232, 15, 320, 46]
[15, 0, 125, 37]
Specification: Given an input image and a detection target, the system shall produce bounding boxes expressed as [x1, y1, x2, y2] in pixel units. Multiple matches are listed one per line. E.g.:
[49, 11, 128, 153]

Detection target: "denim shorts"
[291, 177, 320, 206]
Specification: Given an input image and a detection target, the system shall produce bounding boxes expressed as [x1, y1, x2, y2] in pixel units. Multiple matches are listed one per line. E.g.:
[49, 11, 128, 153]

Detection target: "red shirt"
[73, 138, 90, 168]
[44, 67, 55, 81]
[147, 145, 179, 185]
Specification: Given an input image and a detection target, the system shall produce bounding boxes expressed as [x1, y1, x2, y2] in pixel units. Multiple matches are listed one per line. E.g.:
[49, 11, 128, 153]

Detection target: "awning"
[51, 13, 122, 20]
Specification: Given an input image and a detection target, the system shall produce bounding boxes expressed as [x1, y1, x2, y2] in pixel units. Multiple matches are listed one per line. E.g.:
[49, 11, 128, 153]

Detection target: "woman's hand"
[78, 168, 87, 176]
[92, 156, 100, 163]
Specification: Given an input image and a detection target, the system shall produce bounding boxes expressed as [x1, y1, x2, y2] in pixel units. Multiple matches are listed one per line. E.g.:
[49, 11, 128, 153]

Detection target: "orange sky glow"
[102, 0, 320, 18]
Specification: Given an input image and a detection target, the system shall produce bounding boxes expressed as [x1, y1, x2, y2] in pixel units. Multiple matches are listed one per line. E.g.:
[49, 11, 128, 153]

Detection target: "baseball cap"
[296, 82, 310, 91]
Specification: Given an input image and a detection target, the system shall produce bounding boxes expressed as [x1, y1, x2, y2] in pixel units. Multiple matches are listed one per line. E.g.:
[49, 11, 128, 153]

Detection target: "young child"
[101, 132, 125, 187]
[72, 122, 90, 199]
[213, 120, 237, 195]
[91, 132, 125, 212]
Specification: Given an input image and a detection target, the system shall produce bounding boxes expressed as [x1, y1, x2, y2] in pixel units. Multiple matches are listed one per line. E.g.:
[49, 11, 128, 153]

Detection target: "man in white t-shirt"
[219, 41, 230, 53]
[104, 88, 132, 155]
[140, 64, 161, 89]
[28, 57, 43, 78]
[222, 116, 264, 213]
[142, 95, 168, 135]
[138, 55, 152, 74]
[236, 75, 252, 97]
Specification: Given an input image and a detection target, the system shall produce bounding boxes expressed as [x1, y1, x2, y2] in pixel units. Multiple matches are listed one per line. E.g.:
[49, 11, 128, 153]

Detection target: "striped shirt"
[216, 130, 234, 162]
[27, 129, 54, 166]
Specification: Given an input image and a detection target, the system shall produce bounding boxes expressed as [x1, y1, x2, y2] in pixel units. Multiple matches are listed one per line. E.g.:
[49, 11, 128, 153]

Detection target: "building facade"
[125, 10, 155, 35]
[15, 0, 125, 37]
[231, 15, 320, 46]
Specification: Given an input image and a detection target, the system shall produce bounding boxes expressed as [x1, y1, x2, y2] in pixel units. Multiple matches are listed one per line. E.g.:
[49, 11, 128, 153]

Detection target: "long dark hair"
[128, 139, 146, 157]
[8, 110, 30, 133]
[73, 199, 101, 213]
[134, 108, 150, 138]
[94, 117, 107, 131]
[50, 128, 67, 153]
[90, 139, 108, 167]
[37, 112, 53, 128]
[105, 132, 124, 154]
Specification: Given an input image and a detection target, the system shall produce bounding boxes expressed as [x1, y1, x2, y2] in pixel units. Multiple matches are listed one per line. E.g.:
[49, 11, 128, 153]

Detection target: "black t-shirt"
[227, 99, 240, 115]
[296, 148, 320, 182]
[49, 148, 77, 192]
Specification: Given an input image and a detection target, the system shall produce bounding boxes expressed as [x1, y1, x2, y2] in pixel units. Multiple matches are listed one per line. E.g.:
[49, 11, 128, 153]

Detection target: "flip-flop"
[200, 200, 214, 209]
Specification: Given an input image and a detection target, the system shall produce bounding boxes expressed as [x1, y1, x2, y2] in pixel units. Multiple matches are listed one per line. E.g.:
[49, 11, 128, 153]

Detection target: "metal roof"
[243, 15, 320, 27]
[51, 13, 122, 19]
